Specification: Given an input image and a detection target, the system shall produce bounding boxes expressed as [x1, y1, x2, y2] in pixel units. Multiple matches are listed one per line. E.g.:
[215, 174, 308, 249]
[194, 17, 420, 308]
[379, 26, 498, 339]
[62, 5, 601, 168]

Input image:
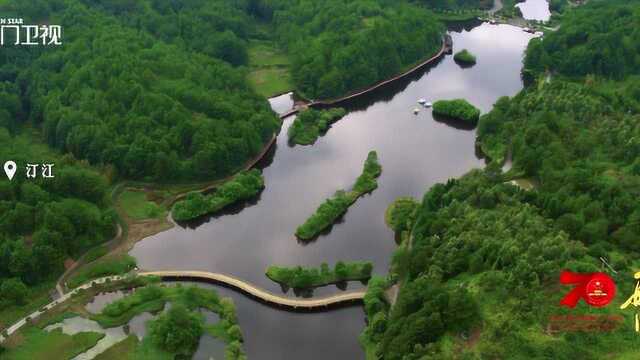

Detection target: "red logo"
[559, 271, 616, 308]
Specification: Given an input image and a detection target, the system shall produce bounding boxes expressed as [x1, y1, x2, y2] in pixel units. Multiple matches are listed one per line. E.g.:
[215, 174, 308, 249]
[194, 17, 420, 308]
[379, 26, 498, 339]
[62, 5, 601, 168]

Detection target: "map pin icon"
[4, 161, 16, 181]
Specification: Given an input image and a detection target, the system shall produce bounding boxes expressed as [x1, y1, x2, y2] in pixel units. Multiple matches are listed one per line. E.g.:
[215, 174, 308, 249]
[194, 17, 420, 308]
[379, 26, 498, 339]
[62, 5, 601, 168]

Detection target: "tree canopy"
[1, 0, 280, 182]
[366, 1, 640, 358]
[259, 0, 444, 98]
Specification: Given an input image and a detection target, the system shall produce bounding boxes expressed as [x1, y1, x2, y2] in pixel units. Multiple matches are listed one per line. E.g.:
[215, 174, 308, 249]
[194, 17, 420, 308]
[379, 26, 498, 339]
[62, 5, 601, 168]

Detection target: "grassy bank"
[266, 262, 373, 289]
[295, 151, 382, 240]
[118, 190, 166, 220]
[67, 254, 137, 289]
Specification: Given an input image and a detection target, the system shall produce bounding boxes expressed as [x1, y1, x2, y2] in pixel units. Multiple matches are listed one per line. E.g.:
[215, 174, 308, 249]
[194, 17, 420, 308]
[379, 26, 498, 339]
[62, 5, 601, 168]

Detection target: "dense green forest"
[413, 0, 494, 10]
[0, 0, 280, 182]
[0, 0, 276, 330]
[365, 1, 640, 358]
[256, 0, 444, 98]
[524, 0, 640, 79]
[0, 131, 115, 310]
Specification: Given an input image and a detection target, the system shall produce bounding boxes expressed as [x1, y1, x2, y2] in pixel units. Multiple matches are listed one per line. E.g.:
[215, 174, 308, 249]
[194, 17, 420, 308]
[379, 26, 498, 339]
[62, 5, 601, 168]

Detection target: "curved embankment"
[279, 37, 450, 119]
[139, 271, 366, 311]
[173, 37, 450, 202]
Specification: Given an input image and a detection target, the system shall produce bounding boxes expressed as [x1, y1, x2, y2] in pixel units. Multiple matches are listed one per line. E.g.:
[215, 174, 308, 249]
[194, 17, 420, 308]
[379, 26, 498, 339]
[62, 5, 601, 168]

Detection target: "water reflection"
[85, 291, 127, 314]
[125, 311, 154, 340]
[268, 92, 294, 115]
[131, 22, 536, 359]
[516, 0, 551, 21]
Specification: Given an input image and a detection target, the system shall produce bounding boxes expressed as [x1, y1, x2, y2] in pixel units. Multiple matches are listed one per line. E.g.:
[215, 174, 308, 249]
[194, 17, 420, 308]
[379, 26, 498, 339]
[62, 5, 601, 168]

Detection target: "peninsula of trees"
[266, 262, 373, 290]
[172, 170, 264, 222]
[288, 108, 347, 146]
[296, 151, 382, 240]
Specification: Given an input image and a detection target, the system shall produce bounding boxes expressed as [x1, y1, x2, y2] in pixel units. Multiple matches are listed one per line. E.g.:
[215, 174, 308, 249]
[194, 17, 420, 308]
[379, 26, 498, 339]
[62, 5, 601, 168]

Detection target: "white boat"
[418, 98, 427, 105]
[413, 108, 420, 114]
[424, 102, 432, 108]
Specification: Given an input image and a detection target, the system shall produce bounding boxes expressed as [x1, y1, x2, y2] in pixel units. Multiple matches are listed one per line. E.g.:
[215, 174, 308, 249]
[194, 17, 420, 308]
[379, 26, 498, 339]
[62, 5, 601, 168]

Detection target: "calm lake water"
[516, 0, 551, 21]
[130, 22, 536, 359]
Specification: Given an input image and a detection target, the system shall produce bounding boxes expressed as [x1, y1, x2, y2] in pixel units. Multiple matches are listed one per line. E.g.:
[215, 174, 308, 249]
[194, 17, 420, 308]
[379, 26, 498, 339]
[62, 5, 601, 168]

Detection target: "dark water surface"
[131, 23, 535, 359]
[516, 0, 551, 21]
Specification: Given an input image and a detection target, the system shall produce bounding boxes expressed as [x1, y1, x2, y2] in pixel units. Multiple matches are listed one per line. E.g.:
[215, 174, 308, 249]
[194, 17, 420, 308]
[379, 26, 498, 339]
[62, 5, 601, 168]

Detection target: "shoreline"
[51, 37, 450, 317]
[279, 37, 450, 118]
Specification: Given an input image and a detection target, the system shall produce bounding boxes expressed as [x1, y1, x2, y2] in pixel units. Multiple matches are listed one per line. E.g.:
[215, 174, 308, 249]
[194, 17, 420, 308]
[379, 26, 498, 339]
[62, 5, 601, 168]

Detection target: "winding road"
[139, 271, 366, 310]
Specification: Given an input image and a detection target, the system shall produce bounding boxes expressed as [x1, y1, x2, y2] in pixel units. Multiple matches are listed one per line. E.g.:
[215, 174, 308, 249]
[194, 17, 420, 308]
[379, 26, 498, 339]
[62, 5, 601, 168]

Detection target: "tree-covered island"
[266, 261, 373, 290]
[296, 151, 382, 240]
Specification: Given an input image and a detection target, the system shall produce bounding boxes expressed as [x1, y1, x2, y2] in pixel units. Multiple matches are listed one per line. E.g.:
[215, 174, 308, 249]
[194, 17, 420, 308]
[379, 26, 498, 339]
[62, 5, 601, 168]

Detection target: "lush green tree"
[453, 49, 477, 65]
[432, 99, 481, 124]
[266, 261, 373, 289]
[262, 0, 443, 98]
[288, 108, 347, 145]
[172, 169, 265, 221]
[149, 303, 205, 356]
[0, 278, 29, 305]
[296, 151, 382, 240]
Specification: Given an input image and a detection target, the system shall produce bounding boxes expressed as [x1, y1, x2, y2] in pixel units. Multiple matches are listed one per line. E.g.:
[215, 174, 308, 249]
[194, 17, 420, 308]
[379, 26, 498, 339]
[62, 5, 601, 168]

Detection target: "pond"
[130, 21, 537, 359]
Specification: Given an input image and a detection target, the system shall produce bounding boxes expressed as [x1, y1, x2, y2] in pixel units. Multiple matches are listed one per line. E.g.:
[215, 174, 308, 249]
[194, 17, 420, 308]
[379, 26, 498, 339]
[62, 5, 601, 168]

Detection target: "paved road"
[0, 275, 125, 343]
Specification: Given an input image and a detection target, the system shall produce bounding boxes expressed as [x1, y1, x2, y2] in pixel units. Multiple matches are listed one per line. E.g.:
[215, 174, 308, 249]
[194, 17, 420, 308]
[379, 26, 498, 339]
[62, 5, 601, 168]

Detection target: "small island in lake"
[432, 99, 481, 125]
[266, 261, 373, 289]
[295, 151, 382, 240]
[454, 49, 477, 65]
[172, 169, 265, 221]
[288, 108, 347, 145]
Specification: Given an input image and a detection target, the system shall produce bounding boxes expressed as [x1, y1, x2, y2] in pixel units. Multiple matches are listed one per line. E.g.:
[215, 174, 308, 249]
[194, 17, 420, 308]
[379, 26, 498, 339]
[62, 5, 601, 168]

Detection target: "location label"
[4, 161, 16, 180]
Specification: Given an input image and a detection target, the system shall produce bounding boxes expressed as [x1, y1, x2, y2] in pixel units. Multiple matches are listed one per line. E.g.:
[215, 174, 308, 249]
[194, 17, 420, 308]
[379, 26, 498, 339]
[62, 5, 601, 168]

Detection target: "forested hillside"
[525, 1, 640, 79]
[0, 0, 279, 325]
[0, 130, 115, 312]
[255, 0, 444, 98]
[0, 0, 452, 329]
[413, 0, 493, 10]
[1, 0, 279, 182]
[365, 1, 640, 358]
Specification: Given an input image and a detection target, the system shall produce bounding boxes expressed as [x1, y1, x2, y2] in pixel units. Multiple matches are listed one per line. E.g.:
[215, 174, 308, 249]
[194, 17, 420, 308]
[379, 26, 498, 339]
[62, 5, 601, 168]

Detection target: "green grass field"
[118, 190, 165, 220]
[247, 40, 293, 97]
[3, 327, 104, 360]
[94, 336, 140, 360]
